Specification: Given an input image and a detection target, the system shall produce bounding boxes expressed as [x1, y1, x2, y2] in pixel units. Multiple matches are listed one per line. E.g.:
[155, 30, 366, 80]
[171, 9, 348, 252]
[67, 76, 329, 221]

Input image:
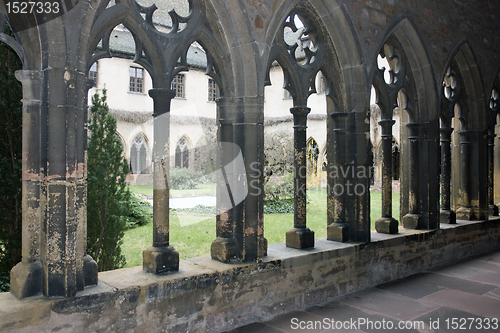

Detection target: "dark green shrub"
[126, 195, 153, 229]
[169, 167, 200, 190]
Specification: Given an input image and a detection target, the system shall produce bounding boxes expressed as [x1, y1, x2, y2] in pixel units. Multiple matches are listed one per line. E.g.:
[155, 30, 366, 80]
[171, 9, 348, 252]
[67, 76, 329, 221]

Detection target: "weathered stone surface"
[375, 217, 399, 234]
[327, 223, 349, 242]
[1, 219, 499, 333]
[286, 227, 315, 249]
[143, 245, 179, 274]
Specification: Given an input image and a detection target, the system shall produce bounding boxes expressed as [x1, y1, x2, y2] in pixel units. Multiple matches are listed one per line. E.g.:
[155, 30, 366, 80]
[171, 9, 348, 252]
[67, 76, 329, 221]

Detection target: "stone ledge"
[1, 218, 499, 332]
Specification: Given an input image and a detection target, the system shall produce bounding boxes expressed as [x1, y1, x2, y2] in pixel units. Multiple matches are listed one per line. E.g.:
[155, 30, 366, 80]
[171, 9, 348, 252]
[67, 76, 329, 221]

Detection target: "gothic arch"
[443, 41, 486, 130]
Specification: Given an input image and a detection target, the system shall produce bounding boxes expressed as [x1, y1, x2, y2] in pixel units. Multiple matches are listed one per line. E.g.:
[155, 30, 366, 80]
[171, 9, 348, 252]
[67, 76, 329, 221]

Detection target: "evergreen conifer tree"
[87, 90, 129, 271]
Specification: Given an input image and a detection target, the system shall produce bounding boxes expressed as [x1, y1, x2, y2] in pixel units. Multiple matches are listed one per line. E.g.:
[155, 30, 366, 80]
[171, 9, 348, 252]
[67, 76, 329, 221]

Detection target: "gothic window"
[317, 73, 325, 94]
[89, 62, 98, 87]
[175, 137, 189, 168]
[172, 74, 185, 98]
[306, 138, 319, 175]
[208, 79, 219, 102]
[129, 67, 143, 93]
[392, 137, 400, 181]
[130, 134, 148, 174]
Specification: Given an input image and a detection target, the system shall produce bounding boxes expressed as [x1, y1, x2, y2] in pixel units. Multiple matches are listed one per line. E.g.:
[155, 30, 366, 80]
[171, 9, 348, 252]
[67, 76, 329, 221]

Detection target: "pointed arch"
[130, 132, 150, 174]
[175, 135, 192, 169]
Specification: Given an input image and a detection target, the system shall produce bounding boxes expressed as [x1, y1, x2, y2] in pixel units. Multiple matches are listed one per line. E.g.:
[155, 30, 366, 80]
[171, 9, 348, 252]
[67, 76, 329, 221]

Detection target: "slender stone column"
[10, 70, 44, 298]
[286, 107, 314, 249]
[487, 131, 499, 216]
[143, 88, 179, 273]
[211, 98, 237, 262]
[402, 123, 422, 229]
[11, 68, 97, 298]
[327, 112, 349, 242]
[375, 119, 398, 234]
[456, 130, 473, 220]
[440, 126, 456, 224]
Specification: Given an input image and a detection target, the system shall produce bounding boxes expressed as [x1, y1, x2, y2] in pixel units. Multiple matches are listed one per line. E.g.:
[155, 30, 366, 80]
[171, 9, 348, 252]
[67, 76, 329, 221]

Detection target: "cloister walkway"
[227, 250, 500, 333]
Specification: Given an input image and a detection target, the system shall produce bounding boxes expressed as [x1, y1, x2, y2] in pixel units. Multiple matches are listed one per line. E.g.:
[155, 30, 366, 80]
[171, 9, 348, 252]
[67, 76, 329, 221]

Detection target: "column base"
[375, 217, 399, 234]
[211, 237, 237, 262]
[259, 236, 268, 258]
[489, 204, 499, 217]
[83, 254, 98, 287]
[402, 213, 421, 229]
[286, 227, 314, 249]
[440, 210, 456, 224]
[10, 261, 42, 299]
[327, 223, 349, 242]
[456, 207, 473, 220]
[143, 245, 179, 274]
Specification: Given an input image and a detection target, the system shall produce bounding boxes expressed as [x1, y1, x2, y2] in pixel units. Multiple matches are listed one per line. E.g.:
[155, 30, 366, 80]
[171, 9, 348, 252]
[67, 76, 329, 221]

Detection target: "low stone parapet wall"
[1, 218, 499, 332]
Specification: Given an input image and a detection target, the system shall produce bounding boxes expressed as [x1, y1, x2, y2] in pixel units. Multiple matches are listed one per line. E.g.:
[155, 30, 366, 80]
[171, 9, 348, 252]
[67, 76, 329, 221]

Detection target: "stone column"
[143, 88, 179, 273]
[440, 126, 456, 224]
[456, 130, 473, 220]
[211, 98, 237, 262]
[327, 112, 349, 242]
[487, 131, 498, 216]
[286, 107, 314, 249]
[375, 119, 398, 234]
[10, 70, 44, 298]
[11, 68, 97, 298]
[402, 123, 421, 229]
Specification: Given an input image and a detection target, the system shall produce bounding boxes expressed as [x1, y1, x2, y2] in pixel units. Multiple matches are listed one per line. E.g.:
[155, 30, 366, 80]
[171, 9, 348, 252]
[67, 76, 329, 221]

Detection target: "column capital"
[330, 112, 349, 130]
[406, 122, 420, 139]
[378, 119, 396, 136]
[291, 107, 311, 129]
[149, 88, 176, 117]
[457, 130, 470, 143]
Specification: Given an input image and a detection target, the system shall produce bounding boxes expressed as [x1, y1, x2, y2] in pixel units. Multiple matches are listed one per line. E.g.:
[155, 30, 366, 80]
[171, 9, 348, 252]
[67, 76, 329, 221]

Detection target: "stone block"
[286, 227, 314, 249]
[84, 254, 98, 286]
[456, 207, 473, 221]
[375, 217, 399, 234]
[211, 237, 237, 262]
[440, 210, 456, 224]
[10, 261, 42, 299]
[327, 223, 349, 242]
[402, 213, 421, 229]
[143, 245, 179, 274]
[489, 204, 498, 217]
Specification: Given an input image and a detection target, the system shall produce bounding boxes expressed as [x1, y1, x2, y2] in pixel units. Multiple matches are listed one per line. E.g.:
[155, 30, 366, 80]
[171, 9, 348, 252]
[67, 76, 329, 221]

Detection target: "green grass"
[122, 187, 401, 267]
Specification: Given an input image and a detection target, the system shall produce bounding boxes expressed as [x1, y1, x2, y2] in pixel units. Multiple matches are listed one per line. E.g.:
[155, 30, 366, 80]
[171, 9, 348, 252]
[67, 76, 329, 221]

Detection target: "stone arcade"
[1, 0, 500, 332]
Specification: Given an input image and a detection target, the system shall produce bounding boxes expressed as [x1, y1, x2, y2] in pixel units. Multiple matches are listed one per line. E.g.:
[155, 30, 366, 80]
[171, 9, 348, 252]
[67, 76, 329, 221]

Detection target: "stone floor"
[225, 250, 500, 333]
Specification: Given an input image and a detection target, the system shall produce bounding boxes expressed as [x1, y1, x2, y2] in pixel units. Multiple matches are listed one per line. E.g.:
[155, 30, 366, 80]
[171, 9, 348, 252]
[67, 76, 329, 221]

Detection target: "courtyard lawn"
[122, 186, 400, 267]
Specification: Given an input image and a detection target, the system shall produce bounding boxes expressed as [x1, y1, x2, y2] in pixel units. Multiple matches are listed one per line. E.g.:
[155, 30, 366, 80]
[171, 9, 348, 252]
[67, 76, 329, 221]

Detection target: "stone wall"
[1, 218, 499, 333]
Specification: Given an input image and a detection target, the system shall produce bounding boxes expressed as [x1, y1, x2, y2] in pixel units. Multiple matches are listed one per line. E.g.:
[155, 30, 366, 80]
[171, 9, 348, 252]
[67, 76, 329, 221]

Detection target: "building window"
[129, 67, 143, 93]
[208, 79, 219, 102]
[318, 73, 325, 94]
[175, 137, 189, 168]
[171, 74, 185, 98]
[306, 138, 319, 175]
[89, 62, 98, 87]
[130, 134, 148, 174]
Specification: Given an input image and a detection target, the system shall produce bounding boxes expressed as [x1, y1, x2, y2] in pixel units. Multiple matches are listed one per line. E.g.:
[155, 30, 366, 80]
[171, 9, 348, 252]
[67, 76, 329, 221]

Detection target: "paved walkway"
[225, 250, 500, 333]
